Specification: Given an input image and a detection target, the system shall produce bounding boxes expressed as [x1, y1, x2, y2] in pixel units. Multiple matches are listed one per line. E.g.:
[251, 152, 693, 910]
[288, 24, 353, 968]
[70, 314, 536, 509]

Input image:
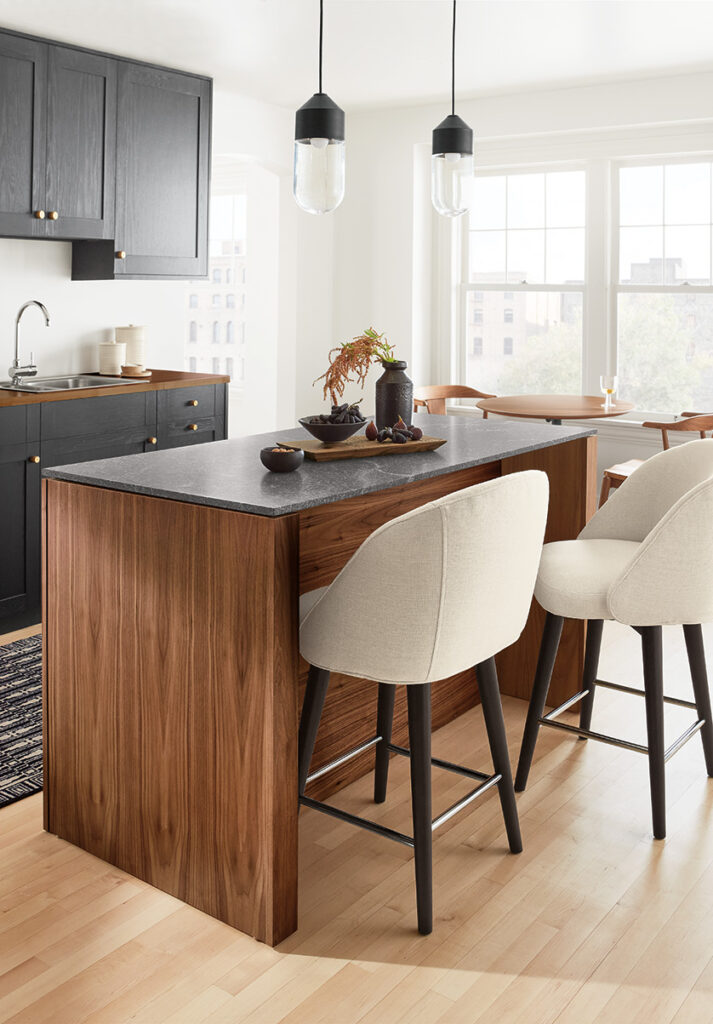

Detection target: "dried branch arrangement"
[314, 327, 396, 405]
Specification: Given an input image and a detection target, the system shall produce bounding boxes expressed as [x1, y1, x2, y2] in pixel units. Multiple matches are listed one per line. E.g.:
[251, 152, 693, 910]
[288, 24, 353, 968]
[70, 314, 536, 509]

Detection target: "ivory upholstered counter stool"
[515, 439, 713, 840]
[298, 471, 549, 934]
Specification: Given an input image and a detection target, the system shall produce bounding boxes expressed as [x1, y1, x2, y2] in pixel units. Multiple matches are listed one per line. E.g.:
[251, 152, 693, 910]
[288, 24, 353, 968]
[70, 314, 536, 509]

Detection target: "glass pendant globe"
[431, 151, 474, 217]
[293, 138, 345, 215]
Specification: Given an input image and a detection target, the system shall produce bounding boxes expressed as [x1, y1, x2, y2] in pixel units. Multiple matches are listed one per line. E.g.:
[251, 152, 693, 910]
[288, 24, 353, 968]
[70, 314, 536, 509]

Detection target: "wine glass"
[600, 374, 618, 412]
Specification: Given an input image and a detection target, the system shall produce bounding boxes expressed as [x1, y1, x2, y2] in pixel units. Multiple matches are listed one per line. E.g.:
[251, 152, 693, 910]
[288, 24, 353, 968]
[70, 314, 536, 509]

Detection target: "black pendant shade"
[431, 113, 473, 157]
[295, 92, 345, 143]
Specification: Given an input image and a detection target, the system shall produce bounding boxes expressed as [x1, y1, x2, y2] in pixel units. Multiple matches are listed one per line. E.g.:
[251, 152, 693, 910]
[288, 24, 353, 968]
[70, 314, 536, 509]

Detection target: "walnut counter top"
[0, 369, 229, 407]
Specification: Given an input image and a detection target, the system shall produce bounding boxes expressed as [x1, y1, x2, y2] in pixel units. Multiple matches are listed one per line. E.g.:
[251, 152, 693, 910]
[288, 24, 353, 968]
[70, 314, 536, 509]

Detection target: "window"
[616, 160, 713, 411]
[212, 321, 220, 344]
[226, 268, 232, 284]
[212, 268, 221, 283]
[189, 321, 197, 343]
[188, 356, 197, 372]
[226, 321, 234, 344]
[225, 357, 234, 377]
[239, 322, 246, 345]
[226, 294, 236, 309]
[189, 294, 198, 308]
[212, 357, 221, 374]
[464, 169, 585, 396]
[212, 294, 221, 308]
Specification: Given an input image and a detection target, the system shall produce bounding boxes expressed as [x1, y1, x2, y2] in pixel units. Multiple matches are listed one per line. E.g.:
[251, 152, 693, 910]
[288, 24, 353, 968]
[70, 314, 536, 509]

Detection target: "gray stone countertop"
[43, 413, 596, 517]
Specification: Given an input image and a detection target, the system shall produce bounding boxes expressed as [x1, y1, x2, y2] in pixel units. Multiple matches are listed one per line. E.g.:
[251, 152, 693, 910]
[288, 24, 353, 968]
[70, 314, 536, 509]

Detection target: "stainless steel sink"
[0, 374, 139, 393]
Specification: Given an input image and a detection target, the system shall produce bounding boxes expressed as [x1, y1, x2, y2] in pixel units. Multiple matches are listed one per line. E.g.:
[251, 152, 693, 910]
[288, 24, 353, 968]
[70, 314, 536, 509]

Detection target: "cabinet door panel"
[46, 47, 116, 239]
[157, 384, 217, 423]
[43, 429, 158, 468]
[0, 33, 46, 237]
[41, 391, 156, 440]
[0, 441, 41, 627]
[115, 63, 209, 277]
[160, 416, 224, 449]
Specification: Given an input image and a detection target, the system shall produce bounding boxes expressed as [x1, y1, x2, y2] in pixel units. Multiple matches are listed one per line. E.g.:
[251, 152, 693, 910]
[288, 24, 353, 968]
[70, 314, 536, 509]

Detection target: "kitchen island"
[42, 414, 596, 945]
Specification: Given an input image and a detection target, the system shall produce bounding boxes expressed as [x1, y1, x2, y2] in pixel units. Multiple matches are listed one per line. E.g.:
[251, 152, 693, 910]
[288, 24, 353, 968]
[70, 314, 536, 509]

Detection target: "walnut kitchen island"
[42, 414, 596, 945]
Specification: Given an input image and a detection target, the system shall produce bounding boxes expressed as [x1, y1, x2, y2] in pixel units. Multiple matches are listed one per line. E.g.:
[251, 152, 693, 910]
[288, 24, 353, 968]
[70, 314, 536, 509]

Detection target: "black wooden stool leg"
[476, 657, 522, 854]
[641, 626, 666, 840]
[374, 683, 396, 803]
[407, 684, 433, 935]
[683, 624, 713, 777]
[298, 666, 330, 796]
[515, 613, 564, 792]
[579, 619, 604, 734]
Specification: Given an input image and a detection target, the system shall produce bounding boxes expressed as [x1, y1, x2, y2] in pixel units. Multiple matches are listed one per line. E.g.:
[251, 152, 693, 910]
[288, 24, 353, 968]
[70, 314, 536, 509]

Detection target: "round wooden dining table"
[476, 394, 635, 426]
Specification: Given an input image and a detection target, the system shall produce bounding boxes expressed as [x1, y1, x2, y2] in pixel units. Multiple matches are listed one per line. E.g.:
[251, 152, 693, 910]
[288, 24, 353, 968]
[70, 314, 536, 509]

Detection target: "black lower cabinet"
[0, 441, 41, 630]
[1, 383, 227, 633]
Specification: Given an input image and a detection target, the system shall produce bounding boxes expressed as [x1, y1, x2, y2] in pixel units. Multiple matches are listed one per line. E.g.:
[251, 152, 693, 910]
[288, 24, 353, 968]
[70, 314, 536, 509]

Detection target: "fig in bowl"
[300, 401, 367, 444]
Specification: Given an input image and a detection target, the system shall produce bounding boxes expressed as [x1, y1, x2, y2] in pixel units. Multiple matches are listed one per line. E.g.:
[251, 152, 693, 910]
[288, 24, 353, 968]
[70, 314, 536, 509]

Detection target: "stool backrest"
[413, 385, 495, 416]
[581, 438, 713, 544]
[300, 470, 549, 685]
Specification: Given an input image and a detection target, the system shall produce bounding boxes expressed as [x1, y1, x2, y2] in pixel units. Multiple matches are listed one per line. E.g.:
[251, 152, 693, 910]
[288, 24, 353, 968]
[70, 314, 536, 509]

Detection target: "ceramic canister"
[99, 342, 126, 375]
[115, 325, 146, 368]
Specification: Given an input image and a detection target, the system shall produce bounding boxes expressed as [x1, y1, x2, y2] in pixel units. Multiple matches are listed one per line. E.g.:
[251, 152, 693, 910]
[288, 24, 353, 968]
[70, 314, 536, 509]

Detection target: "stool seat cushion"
[299, 587, 328, 625]
[535, 539, 641, 620]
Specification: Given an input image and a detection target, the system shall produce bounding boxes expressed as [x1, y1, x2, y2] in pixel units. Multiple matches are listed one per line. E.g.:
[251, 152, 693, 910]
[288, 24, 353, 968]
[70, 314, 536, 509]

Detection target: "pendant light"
[294, 0, 345, 214]
[431, 0, 474, 217]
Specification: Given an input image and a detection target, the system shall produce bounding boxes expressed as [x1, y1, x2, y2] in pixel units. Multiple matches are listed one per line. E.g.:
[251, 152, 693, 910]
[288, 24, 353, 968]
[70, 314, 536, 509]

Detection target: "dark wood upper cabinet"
[45, 46, 117, 240]
[113, 64, 210, 278]
[0, 32, 46, 237]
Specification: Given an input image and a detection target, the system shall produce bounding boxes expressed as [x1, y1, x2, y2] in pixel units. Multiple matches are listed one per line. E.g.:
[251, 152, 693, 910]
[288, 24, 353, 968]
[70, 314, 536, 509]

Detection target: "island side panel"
[44, 479, 299, 946]
[298, 462, 501, 799]
[498, 434, 598, 706]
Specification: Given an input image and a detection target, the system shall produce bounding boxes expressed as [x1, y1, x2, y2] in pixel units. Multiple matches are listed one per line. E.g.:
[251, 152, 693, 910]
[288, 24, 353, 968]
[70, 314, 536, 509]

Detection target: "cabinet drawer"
[157, 384, 217, 423]
[160, 416, 224, 449]
[0, 404, 40, 444]
[41, 391, 156, 440]
[42, 427, 158, 468]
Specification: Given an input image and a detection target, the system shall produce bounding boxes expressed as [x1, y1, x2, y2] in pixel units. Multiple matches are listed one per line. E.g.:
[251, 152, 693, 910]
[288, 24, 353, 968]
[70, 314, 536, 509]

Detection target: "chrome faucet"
[9, 300, 50, 386]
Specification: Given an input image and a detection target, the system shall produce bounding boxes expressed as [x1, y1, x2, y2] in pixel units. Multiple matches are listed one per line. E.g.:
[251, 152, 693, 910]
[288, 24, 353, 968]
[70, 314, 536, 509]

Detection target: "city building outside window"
[189, 321, 197, 343]
[225, 357, 234, 378]
[212, 357, 220, 374]
[227, 294, 235, 309]
[212, 268, 221, 284]
[212, 294, 221, 308]
[189, 356, 197, 372]
[189, 294, 198, 308]
[226, 321, 234, 344]
[471, 336, 483, 356]
[504, 337, 514, 355]
[212, 321, 220, 343]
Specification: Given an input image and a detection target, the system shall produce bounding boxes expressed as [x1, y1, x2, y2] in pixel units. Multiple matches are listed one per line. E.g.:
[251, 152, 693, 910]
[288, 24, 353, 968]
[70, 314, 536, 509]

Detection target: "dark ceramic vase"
[375, 360, 413, 430]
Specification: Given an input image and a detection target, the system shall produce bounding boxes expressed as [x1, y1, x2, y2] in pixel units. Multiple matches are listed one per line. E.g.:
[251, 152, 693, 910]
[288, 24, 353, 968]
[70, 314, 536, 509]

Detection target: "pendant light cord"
[319, 0, 324, 93]
[451, 0, 456, 115]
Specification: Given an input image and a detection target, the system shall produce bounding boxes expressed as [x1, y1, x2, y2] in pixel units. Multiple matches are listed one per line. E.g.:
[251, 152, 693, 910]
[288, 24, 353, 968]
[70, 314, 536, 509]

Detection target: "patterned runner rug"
[0, 635, 42, 808]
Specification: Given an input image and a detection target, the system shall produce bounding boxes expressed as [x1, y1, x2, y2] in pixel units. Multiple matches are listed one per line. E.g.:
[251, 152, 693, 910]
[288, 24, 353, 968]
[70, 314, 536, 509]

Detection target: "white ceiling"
[1, 0, 713, 110]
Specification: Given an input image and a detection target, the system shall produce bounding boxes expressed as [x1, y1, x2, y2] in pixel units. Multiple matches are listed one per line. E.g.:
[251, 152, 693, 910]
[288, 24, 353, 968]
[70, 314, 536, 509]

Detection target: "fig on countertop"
[410, 426, 423, 440]
[365, 420, 378, 441]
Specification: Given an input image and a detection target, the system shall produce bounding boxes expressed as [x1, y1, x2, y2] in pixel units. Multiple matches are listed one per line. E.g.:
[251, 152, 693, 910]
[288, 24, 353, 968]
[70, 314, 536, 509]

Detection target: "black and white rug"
[0, 635, 42, 808]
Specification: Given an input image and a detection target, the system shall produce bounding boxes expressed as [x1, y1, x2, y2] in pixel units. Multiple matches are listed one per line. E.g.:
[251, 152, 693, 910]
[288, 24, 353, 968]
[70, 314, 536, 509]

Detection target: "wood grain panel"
[0, 370, 229, 409]
[44, 480, 298, 945]
[299, 462, 501, 594]
[498, 435, 597, 706]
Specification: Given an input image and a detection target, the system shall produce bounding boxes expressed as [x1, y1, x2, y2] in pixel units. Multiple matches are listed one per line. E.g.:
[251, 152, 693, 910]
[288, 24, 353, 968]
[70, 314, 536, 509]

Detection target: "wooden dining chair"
[599, 412, 713, 505]
[413, 385, 495, 418]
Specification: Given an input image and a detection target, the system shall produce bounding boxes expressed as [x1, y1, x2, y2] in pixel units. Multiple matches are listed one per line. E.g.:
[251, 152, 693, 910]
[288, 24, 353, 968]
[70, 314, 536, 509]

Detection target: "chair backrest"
[641, 412, 713, 450]
[581, 438, 713, 543]
[413, 384, 495, 416]
[300, 471, 549, 685]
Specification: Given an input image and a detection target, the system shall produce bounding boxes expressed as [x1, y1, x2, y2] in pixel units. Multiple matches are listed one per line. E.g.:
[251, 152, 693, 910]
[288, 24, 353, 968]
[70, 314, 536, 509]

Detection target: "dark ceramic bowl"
[260, 445, 304, 473]
[299, 416, 366, 445]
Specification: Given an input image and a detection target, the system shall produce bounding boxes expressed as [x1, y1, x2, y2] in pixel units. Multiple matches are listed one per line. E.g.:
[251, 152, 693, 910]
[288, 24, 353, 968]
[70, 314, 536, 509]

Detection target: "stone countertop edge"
[42, 415, 597, 518]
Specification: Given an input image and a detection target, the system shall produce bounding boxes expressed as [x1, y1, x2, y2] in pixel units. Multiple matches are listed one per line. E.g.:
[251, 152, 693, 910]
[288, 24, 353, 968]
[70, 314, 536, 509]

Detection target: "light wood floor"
[2, 622, 713, 1023]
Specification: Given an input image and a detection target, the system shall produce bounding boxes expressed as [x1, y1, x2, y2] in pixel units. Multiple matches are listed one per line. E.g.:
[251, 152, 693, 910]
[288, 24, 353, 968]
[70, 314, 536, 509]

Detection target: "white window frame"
[458, 161, 589, 403]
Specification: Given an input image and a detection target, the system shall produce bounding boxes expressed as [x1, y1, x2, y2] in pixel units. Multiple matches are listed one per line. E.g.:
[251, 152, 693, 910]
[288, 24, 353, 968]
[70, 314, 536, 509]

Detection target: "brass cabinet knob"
[187, 423, 198, 431]
[147, 437, 157, 445]
[34, 210, 45, 219]
[29, 455, 40, 464]
[48, 210, 59, 220]
[115, 250, 126, 260]
[188, 399, 198, 406]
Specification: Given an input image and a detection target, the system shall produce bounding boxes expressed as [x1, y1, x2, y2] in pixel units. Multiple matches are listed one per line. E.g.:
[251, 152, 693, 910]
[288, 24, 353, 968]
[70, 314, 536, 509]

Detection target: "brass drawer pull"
[187, 423, 198, 431]
[188, 399, 198, 406]
[48, 210, 59, 220]
[147, 436, 157, 445]
[29, 455, 40, 464]
[34, 210, 45, 220]
[115, 250, 126, 260]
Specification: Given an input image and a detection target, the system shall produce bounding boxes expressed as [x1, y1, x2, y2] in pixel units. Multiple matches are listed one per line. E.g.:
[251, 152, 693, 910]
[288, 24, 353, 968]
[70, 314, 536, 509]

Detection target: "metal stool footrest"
[539, 680, 705, 762]
[301, 737, 502, 846]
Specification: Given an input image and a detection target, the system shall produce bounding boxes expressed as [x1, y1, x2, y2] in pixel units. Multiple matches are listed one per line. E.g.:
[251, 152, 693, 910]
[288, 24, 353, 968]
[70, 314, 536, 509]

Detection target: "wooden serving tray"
[281, 434, 447, 461]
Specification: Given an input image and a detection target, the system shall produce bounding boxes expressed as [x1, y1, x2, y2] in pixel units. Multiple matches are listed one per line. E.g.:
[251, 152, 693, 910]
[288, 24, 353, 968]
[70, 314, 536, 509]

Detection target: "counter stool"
[515, 439, 713, 840]
[299, 471, 549, 934]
